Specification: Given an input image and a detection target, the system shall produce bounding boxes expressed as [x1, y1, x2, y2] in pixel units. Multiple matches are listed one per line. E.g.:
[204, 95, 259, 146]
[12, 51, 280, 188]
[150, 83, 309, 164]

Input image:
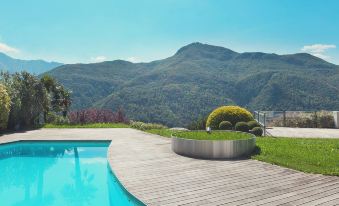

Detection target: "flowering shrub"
[130, 121, 167, 130]
[68, 108, 129, 124]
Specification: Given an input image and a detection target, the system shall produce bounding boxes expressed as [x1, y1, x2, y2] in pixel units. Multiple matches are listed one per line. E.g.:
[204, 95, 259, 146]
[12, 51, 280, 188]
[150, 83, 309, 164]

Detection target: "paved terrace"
[267, 127, 339, 138]
[1, 129, 339, 206]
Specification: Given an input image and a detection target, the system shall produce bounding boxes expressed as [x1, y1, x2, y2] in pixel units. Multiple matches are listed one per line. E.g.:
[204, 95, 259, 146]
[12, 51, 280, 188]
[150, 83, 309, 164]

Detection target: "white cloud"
[90, 56, 107, 62]
[301, 44, 336, 60]
[301, 44, 336, 53]
[126, 56, 140, 63]
[0, 42, 20, 54]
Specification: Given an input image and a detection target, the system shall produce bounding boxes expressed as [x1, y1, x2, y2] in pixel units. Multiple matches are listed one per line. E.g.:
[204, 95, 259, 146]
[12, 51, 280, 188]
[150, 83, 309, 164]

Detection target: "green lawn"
[173, 131, 253, 140]
[254, 137, 339, 176]
[147, 129, 173, 137]
[146, 129, 339, 176]
[43, 123, 130, 128]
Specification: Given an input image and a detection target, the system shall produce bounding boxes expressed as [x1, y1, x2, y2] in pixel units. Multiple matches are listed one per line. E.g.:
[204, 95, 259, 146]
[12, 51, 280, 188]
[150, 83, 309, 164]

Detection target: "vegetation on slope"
[46, 42, 339, 126]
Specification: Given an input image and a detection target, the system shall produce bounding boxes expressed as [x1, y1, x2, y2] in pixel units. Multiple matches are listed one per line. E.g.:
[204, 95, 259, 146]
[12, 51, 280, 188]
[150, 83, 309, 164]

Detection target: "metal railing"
[254, 111, 267, 136]
[254, 110, 337, 131]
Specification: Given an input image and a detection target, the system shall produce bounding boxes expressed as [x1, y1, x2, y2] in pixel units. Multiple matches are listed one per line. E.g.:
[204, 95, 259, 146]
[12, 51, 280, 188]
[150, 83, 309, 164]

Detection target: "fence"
[254, 111, 267, 136]
[254, 111, 337, 133]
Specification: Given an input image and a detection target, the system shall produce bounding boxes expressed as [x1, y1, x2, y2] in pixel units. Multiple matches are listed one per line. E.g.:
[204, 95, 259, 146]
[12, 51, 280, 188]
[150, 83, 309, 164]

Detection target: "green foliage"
[146, 129, 173, 138]
[0, 71, 71, 129]
[206, 106, 253, 129]
[247, 120, 260, 129]
[173, 131, 252, 140]
[251, 127, 263, 136]
[254, 137, 339, 176]
[317, 112, 335, 128]
[235, 122, 250, 132]
[187, 116, 207, 130]
[130, 121, 167, 131]
[45, 43, 339, 126]
[46, 112, 70, 125]
[0, 84, 11, 130]
[218, 121, 233, 130]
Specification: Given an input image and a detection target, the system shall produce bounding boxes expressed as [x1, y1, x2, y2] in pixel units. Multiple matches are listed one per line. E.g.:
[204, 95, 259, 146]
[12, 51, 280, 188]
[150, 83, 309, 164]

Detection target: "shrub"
[46, 112, 70, 125]
[0, 84, 11, 130]
[187, 116, 207, 130]
[235, 122, 249, 132]
[247, 120, 260, 129]
[130, 121, 167, 131]
[218, 121, 233, 130]
[317, 112, 334, 128]
[68, 108, 129, 124]
[206, 106, 253, 129]
[251, 127, 263, 136]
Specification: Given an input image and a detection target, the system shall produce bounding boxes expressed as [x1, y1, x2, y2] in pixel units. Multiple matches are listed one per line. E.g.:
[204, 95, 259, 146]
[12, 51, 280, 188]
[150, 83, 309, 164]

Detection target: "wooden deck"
[107, 130, 339, 206]
[1, 129, 338, 205]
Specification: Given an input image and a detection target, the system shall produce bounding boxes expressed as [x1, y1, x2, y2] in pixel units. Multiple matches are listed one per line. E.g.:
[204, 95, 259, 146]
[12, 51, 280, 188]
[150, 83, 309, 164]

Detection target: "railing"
[254, 111, 267, 136]
[254, 110, 337, 130]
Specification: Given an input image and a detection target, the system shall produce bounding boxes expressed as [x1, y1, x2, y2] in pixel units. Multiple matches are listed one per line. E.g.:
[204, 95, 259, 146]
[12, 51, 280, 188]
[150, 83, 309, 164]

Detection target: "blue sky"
[0, 0, 338, 64]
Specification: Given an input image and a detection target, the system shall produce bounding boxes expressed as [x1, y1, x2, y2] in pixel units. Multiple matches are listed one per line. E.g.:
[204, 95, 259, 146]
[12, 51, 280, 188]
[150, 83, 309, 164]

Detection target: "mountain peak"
[174, 42, 238, 61]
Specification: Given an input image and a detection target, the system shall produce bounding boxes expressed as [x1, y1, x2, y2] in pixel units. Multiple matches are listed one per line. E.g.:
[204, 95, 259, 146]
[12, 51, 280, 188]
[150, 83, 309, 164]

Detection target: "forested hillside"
[46, 43, 339, 126]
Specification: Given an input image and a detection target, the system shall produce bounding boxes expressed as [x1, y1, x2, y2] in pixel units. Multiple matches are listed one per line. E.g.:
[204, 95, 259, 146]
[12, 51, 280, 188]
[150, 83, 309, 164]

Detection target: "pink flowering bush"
[68, 108, 129, 124]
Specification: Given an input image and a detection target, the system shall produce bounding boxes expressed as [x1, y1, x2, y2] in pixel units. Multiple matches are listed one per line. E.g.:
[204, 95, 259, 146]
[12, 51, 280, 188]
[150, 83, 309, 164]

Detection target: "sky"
[0, 0, 339, 64]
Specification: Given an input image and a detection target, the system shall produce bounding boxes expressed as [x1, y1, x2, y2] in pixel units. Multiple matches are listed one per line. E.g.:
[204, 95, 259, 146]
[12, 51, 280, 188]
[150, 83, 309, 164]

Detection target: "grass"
[147, 129, 173, 137]
[253, 137, 339, 176]
[43, 123, 130, 128]
[146, 129, 339, 176]
[173, 131, 253, 140]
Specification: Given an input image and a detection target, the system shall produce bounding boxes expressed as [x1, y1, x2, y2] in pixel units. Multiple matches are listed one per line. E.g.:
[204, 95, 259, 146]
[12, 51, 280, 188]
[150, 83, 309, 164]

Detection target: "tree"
[0, 71, 72, 129]
[0, 84, 11, 130]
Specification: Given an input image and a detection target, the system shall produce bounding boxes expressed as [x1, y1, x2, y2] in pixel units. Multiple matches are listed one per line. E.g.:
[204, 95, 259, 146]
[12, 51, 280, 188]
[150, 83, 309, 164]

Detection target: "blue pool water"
[0, 141, 144, 206]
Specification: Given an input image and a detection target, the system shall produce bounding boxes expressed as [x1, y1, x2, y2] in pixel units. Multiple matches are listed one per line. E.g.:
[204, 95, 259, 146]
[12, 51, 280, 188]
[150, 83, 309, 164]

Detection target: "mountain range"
[0, 52, 62, 74]
[44, 43, 339, 126]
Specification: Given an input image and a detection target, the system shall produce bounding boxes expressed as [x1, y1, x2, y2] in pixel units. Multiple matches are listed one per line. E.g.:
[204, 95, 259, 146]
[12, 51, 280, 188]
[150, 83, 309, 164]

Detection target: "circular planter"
[171, 131, 256, 159]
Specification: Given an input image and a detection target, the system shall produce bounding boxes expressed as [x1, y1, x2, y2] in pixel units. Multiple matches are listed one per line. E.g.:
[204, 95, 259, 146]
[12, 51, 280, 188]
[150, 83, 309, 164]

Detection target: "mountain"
[0, 52, 62, 74]
[45, 42, 339, 126]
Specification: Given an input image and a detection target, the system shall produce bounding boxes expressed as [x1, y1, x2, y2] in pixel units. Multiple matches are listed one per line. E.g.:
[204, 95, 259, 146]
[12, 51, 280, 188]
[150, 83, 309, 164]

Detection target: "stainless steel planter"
[171, 132, 256, 159]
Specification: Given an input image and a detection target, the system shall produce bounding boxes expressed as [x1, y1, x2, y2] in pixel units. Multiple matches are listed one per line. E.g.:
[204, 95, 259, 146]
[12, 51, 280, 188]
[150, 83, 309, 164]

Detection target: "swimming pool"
[0, 141, 144, 206]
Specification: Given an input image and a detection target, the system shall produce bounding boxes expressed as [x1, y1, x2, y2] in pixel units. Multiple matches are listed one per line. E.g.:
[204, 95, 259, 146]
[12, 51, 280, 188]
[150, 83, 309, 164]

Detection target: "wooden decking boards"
[107, 130, 339, 206]
[1, 128, 338, 205]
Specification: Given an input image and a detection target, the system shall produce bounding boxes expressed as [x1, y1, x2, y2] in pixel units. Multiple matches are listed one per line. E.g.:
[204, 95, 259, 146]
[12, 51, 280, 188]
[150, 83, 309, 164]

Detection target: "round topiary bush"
[235, 122, 250, 132]
[206, 106, 254, 129]
[247, 120, 260, 129]
[218, 121, 233, 130]
[251, 127, 263, 136]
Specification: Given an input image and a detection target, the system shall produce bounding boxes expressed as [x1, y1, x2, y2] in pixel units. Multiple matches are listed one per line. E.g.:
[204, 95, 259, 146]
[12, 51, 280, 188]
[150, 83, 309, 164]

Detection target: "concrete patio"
[267, 127, 339, 138]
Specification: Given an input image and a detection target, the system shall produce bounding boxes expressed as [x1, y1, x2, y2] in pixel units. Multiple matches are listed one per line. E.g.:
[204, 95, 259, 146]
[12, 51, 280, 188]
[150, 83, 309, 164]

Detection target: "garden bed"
[171, 131, 256, 159]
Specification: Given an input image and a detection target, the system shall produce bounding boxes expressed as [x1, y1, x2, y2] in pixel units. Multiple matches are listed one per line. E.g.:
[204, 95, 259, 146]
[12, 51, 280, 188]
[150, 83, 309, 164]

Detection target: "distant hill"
[45, 42, 339, 126]
[0, 52, 62, 74]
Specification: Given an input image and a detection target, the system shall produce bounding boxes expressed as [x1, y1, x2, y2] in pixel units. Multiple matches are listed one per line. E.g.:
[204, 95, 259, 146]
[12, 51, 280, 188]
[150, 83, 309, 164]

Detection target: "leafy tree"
[0, 71, 71, 129]
[0, 84, 11, 130]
